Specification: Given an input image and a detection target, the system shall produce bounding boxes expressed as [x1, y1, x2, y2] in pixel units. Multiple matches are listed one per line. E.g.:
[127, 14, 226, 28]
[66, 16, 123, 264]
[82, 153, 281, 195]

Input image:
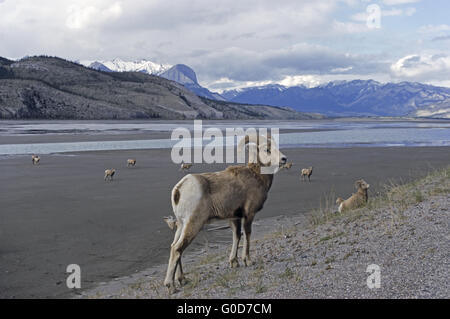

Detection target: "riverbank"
[1, 146, 449, 298]
[80, 166, 450, 298]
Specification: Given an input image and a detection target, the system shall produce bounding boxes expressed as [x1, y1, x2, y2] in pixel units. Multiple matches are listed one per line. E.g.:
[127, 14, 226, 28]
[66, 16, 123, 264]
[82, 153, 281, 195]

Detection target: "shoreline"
[80, 166, 450, 299]
[1, 145, 449, 298]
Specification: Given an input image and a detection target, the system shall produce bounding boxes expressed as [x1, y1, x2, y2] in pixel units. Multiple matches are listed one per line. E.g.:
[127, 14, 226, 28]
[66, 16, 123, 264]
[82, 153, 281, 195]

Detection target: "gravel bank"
[81, 167, 449, 299]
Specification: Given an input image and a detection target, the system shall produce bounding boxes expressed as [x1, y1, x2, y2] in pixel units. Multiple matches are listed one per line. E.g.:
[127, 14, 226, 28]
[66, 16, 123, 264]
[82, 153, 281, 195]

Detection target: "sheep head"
[237, 134, 287, 172]
[355, 179, 370, 190]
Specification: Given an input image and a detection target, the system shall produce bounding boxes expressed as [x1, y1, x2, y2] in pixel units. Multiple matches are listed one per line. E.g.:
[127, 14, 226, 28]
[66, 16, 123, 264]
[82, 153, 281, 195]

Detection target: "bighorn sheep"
[104, 169, 116, 181]
[163, 134, 287, 292]
[127, 159, 137, 167]
[281, 162, 293, 170]
[31, 155, 40, 165]
[301, 166, 313, 181]
[180, 163, 193, 172]
[336, 179, 370, 213]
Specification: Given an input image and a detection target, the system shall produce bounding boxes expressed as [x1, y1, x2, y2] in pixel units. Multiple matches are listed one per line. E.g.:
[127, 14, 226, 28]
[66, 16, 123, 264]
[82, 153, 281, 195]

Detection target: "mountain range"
[79, 58, 171, 75]
[0, 56, 316, 120]
[222, 81, 450, 118]
[82, 58, 450, 119]
[80, 59, 225, 101]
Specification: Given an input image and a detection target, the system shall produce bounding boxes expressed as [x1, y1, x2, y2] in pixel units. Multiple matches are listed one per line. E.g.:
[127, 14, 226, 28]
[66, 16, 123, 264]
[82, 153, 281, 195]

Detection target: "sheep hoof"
[166, 284, 177, 295]
[176, 275, 187, 286]
[229, 259, 240, 268]
[243, 257, 253, 267]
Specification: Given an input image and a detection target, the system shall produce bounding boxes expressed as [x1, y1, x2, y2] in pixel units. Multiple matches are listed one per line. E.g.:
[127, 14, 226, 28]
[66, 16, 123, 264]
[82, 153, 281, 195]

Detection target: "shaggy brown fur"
[301, 166, 313, 181]
[163, 135, 286, 293]
[336, 179, 370, 213]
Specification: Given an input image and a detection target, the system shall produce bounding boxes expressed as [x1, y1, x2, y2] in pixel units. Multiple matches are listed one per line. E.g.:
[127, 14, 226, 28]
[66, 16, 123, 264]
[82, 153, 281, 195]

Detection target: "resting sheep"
[301, 166, 313, 181]
[163, 134, 287, 293]
[104, 169, 116, 181]
[180, 163, 193, 172]
[127, 159, 137, 167]
[336, 179, 370, 213]
[32, 155, 40, 165]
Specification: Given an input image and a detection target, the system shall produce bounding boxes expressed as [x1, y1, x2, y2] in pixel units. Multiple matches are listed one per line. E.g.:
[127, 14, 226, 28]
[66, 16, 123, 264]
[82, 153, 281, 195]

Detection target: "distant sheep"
[127, 159, 137, 167]
[336, 179, 370, 213]
[104, 169, 116, 181]
[32, 155, 40, 165]
[301, 166, 313, 181]
[281, 162, 293, 170]
[180, 163, 193, 172]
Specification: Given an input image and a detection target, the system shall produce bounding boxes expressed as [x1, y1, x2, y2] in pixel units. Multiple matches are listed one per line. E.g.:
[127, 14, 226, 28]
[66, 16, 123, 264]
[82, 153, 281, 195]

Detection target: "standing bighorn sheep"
[32, 155, 40, 165]
[104, 169, 116, 181]
[163, 134, 287, 293]
[180, 163, 193, 172]
[301, 166, 313, 181]
[336, 179, 370, 213]
[127, 159, 137, 167]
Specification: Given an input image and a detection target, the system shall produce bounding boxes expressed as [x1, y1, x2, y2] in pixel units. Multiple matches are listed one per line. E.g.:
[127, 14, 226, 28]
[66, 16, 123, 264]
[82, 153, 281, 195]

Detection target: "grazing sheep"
[127, 159, 137, 167]
[180, 163, 193, 172]
[104, 169, 116, 181]
[281, 162, 293, 170]
[163, 134, 287, 293]
[31, 155, 40, 165]
[301, 166, 313, 181]
[336, 179, 370, 213]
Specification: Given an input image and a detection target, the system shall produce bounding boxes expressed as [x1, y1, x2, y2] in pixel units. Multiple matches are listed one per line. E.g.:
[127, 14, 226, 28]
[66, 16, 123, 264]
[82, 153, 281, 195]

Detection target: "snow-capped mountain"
[160, 64, 226, 101]
[221, 84, 288, 101]
[80, 59, 225, 101]
[221, 80, 450, 118]
[79, 58, 171, 75]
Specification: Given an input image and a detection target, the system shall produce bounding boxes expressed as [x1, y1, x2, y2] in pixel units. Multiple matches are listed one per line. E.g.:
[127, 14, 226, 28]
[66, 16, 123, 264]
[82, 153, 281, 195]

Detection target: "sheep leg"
[172, 225, 186, 286]
[229, 218, 242, 268]
[175, 259, 185, 285]
[164, 219, 203, 293]
[242, 216, 254, 267]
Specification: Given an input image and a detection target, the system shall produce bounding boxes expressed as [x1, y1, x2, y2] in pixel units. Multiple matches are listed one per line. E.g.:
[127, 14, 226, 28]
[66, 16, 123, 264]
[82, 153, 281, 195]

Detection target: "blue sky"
[0, 0, 449, 90]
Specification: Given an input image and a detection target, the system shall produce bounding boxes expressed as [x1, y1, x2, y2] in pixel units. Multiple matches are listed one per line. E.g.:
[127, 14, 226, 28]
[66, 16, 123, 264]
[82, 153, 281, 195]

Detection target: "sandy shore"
[0, 144, 449, 298]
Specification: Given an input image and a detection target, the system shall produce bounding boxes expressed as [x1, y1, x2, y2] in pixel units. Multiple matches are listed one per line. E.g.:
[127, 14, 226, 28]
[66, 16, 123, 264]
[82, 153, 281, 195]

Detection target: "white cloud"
[332, 20, 370, 33]
[0, 0, 448, 89]
[390, 54, 450, 80]
[382, 0, 420, 5]
[351, 6, 416, 22]
[279, 75, 321, 88]
[419, 24, 450, 33]
[66, 2, 122, 30]
[404, 7, 416, 16]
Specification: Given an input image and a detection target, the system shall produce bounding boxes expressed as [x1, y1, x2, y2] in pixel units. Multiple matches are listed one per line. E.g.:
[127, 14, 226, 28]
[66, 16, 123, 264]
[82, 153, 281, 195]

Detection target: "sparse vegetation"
[80, 166, 449, 299]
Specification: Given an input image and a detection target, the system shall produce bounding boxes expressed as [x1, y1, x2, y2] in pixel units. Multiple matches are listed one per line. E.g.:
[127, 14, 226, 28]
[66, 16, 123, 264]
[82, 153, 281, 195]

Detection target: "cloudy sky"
[1, 0, 449, 91]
